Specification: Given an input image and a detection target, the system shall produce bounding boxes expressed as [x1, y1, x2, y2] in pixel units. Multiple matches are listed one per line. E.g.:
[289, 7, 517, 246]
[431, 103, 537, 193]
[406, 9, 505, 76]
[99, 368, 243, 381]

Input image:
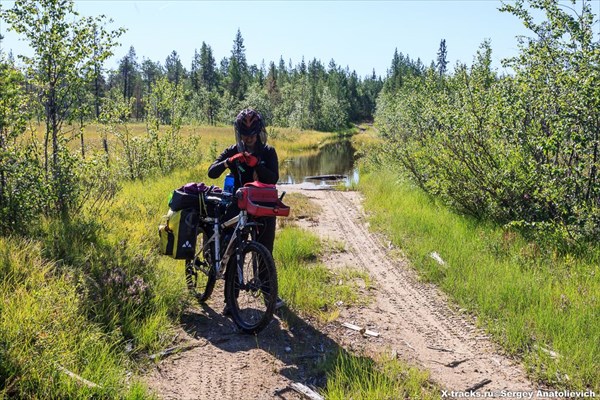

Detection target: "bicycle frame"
[196, 195, 260, 280]
[186, 186, 281, 334]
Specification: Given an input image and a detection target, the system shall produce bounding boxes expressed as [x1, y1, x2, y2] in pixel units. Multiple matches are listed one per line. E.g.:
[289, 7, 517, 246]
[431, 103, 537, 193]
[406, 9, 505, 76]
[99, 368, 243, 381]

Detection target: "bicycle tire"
[225, 240, 278, 334]
[186, 232, 217, 302]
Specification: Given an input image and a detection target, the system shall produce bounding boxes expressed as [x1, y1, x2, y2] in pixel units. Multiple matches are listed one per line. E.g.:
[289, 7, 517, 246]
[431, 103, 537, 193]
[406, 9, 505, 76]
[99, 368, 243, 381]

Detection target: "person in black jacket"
[208, 108, 283, 311]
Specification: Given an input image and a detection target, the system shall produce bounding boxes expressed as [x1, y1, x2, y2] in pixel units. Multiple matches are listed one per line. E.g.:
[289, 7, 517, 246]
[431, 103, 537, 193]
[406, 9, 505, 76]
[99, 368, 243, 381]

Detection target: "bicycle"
[184, 183, 289, 334]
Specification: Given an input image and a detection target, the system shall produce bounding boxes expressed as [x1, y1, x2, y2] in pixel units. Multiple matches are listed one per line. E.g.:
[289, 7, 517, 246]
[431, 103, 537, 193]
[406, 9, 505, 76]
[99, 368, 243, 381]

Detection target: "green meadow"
[357, 166, 600, 390]
[5, 122, 599, 398]
[1, 125, 438, 398]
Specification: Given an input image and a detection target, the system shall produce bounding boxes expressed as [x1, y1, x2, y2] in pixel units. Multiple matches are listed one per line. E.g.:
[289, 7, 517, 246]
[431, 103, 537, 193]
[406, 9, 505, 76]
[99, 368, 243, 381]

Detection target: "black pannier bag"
[159, 182, 222, 259]
[168, 190, 204, 212]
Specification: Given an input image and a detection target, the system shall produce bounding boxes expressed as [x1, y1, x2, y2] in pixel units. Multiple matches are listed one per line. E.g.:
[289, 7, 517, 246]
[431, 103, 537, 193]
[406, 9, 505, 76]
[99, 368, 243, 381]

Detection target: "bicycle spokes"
[226, 241, 278, 334]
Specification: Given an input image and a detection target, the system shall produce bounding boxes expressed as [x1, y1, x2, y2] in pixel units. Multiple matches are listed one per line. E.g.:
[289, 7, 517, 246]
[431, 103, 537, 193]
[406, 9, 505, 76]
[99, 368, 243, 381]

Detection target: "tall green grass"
[0, 237, 149, 399]
[359, 170, 600, 390]
[274, 226, 371, 321]
[0, 162, 213, 397]
[322, 350, 438, 400]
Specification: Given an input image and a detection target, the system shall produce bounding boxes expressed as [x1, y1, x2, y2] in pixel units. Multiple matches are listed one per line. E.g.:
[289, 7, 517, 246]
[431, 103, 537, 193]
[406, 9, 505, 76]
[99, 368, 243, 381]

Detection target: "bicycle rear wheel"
[186, 232, 216, 302]
[225, 240, 277, 334]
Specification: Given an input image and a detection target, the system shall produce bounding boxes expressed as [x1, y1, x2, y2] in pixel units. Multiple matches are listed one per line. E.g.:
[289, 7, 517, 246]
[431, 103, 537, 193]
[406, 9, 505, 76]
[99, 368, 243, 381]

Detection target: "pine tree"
[119, 46, 138, 101]
[140, 58, 163, 94]
[191, 48, 201, 91]
[165, 50, 184, 88]
[436, 39, 448, 77]
[227, 29, 248, 100]
[265, 61, 281, 106]
[199, 42, 217, 91]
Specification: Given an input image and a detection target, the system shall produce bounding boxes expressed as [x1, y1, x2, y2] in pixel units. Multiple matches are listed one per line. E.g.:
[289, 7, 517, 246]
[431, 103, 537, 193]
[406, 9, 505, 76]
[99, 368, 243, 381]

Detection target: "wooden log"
[289, 382, 324, 400]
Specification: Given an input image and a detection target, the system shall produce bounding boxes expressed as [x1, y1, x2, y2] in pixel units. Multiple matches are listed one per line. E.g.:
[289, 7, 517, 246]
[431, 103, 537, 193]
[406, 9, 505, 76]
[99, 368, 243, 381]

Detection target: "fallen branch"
[426, 345, 454, 353]
[446, 358, 470, 368]
[341, 322, 380, 337]
[148, 342, 206, 360]
[289, 382, 324, 400]
[464, 379, 492, 392]
[56, 365, 102, 389]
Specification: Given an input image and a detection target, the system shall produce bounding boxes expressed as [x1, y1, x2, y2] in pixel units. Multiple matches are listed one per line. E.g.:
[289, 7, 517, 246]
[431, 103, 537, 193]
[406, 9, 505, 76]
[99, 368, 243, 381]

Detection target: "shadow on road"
[180, 298, 356, 394]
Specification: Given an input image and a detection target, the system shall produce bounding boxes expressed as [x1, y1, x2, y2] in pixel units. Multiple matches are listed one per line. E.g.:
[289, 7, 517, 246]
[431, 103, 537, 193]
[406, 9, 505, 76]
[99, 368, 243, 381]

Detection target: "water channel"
[278, 139, 359, 187]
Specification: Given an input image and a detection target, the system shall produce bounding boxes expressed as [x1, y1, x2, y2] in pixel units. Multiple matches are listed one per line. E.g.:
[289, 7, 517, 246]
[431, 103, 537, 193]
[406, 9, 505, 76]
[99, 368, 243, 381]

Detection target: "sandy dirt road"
[145, 186, 538, 399]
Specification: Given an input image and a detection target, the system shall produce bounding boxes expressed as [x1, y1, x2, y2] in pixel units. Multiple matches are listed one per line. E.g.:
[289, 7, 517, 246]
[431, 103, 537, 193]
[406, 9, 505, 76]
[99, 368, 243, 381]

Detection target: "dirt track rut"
[145, 186, 538, 399]
[295, 187, 537, 394]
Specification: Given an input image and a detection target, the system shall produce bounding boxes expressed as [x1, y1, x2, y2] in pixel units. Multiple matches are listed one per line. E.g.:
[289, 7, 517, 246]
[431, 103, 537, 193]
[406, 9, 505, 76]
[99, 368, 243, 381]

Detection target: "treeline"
[374, 0, 600, 245]
[4, 28, 383, 132]
[107, 32, 383, 131]
[0, 0, 388, 233]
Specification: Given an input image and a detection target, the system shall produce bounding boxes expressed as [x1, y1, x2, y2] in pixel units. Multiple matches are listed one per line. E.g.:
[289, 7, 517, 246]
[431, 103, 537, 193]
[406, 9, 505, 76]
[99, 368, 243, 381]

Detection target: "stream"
[278, 139, 359, 187]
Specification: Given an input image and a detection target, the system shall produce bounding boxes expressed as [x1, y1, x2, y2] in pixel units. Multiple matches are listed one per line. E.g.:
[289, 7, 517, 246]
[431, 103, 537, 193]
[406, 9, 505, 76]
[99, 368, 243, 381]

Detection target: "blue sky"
[1, 1, 599, 78]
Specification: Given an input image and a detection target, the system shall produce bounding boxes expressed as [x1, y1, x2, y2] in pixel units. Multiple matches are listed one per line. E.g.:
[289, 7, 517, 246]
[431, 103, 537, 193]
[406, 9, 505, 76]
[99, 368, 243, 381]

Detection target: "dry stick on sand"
[56, 365, 102, 389]
[341, 322, 380, 337]
[446, 358, 470, 368]
[427, 345, 455, 353]
[148, 342, 207, 360]
[289, 382, 324, 400]
[464, 379, 492, 392]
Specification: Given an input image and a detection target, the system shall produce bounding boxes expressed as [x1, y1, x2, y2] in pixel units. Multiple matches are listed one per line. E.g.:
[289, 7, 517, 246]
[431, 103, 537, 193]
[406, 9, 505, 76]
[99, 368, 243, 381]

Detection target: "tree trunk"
[49, 78, 65, 214]
[80, 119, 85, 158]
[0, 131, 5, 209]
[95, 68, 101, 118]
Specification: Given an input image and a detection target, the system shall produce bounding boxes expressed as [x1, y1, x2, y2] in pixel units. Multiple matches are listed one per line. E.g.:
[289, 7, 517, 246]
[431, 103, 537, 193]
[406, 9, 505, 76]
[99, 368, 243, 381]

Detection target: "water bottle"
[223, 174, 234, 194]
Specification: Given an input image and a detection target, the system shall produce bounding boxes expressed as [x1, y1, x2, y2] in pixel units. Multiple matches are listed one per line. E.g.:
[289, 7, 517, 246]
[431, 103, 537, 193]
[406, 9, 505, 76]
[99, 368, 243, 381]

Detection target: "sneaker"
[222, 304, 232, 316]
[275, 297, 285, 310]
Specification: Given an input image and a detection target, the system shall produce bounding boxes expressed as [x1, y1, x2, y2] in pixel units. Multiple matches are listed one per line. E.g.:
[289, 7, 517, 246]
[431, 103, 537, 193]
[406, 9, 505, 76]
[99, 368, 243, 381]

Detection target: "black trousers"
[255, 216, 276, 254]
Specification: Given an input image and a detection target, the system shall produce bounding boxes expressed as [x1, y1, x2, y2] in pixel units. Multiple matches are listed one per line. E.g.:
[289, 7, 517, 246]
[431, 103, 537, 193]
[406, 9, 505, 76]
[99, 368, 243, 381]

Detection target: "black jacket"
[207, 144, 279, 191]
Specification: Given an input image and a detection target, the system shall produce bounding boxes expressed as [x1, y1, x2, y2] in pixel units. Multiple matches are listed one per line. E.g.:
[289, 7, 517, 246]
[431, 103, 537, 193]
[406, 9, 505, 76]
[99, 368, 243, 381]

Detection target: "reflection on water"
[279, 140, 358, 186]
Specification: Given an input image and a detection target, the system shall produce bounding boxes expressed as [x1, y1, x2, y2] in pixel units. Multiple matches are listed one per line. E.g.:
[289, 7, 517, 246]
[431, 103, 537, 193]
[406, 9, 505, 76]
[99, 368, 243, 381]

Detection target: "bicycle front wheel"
[225, 240, 277, 334]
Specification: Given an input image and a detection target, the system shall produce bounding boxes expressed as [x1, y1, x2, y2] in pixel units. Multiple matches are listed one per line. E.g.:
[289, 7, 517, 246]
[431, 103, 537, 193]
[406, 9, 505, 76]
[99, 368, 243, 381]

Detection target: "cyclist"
[208, 108, 284, 312]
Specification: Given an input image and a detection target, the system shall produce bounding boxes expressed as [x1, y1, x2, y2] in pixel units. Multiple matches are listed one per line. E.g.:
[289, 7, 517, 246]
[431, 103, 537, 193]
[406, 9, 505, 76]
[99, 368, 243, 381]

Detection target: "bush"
[374, 0, 600, 246]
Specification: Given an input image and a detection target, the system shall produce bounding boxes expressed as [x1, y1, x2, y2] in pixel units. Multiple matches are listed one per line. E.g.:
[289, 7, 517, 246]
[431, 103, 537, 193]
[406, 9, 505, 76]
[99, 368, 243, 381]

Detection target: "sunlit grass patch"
[274, 227, 370, 322]
[278, 191, 322, 225]
[359, 169, 600, 390]
[26, 122, 329, 162]
[322, 350, 439, 400]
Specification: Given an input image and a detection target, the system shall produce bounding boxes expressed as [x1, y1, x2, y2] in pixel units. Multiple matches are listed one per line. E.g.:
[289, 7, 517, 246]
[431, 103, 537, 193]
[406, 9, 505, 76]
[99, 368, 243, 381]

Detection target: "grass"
[274, 226, 371, 322]
[275, 193, 438, 399]
[322, 350, 439, 400]
[0, 237, 147, 399]
[0, 123, 438, 398]
[275, 192, 370, 320]
[358, 169, 600, 390]
[24, 122, 330, 167]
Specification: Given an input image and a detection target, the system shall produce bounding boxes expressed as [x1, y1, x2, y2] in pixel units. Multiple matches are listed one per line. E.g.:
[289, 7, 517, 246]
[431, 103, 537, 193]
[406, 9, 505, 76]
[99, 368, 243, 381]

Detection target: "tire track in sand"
[291, 186, 538, 395]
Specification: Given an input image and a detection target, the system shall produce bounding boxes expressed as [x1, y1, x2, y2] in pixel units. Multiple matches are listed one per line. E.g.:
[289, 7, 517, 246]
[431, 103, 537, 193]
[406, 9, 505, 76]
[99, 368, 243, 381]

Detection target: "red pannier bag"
[237, 181, 290, 217]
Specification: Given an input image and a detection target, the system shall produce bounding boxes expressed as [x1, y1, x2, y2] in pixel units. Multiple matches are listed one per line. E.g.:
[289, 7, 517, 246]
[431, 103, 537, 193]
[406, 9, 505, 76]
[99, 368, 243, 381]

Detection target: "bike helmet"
[234, 108, 267, 151]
